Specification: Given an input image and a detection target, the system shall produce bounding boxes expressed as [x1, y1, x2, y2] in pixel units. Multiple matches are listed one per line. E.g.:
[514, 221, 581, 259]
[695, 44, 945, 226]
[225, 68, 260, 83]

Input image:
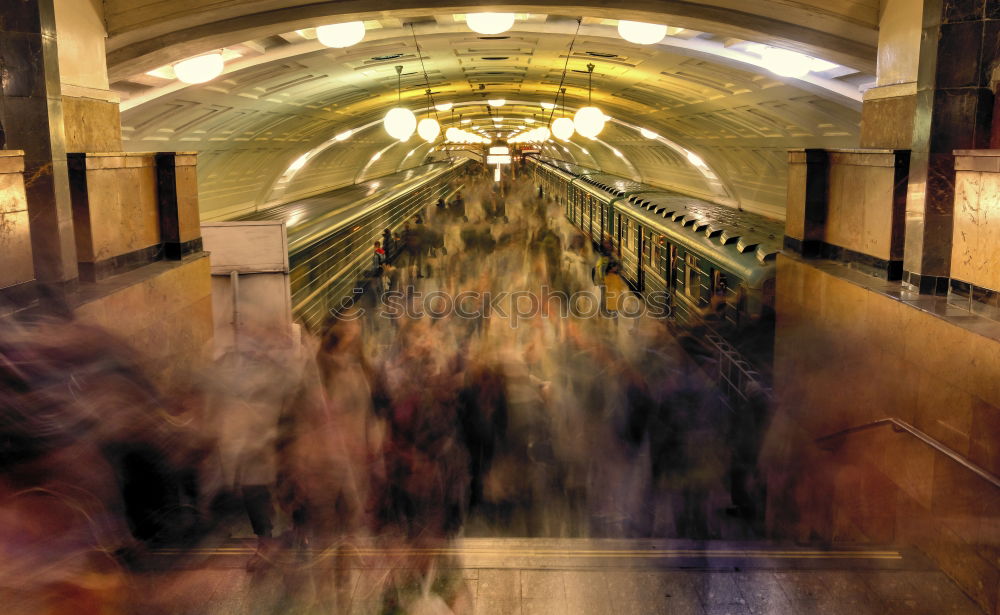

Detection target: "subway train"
[527, 154, 781, 367]
[238, 159, 467, 329]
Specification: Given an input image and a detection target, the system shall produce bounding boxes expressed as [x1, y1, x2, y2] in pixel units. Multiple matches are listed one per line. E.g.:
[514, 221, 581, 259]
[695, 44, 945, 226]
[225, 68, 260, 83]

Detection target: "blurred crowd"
[0, 166, 762, 614]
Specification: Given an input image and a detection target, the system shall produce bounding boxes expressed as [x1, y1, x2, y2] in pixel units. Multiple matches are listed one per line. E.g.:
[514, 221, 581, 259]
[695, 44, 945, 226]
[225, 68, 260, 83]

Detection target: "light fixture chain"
[409, 23, 439, 121]
[546, 17, 582, 125]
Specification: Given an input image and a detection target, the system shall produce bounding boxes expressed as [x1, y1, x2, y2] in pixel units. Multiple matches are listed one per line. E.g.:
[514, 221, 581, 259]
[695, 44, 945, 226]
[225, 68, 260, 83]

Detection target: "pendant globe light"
[316, 21, 366, 48]
[417, 89, 441, 142]
[384, 65, 416, 141]
[552, 87, 575, 141]
[466, 12, 515, 35]
[174, 53, 225, 84]
[547, 19, 582, 142]
[574, 63, 605, 138]
[617, 20, 667, 45]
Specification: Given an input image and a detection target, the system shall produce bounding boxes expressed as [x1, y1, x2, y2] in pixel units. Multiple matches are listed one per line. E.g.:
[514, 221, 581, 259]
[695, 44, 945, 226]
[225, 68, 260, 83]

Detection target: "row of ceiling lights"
[170, 14, 674, 84]
[169, 13, 836, 84]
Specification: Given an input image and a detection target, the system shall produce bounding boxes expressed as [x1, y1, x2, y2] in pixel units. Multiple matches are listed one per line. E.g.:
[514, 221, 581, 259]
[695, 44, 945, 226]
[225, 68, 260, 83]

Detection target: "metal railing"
[816, 418, 1000, 490]
[702, 329, 771, 406]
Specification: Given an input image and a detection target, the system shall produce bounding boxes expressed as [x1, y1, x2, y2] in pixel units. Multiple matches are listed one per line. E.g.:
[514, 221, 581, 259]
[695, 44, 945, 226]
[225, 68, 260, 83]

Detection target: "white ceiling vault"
[109, 3, 875, 221]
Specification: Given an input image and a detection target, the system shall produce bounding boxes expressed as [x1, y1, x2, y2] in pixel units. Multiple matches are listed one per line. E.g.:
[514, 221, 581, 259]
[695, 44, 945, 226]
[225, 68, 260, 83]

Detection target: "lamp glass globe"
[466, 13, 515, 35]
[316, 22, 366, 48]
[617, 20, 668, 45]
[417, 117, 440, 142]
[573, 106, 606, 138]
[384, 107, 417, 140]
[760, 47, 813, 78]
[174, 53, 225, 84]
[552, 117, 575, 140]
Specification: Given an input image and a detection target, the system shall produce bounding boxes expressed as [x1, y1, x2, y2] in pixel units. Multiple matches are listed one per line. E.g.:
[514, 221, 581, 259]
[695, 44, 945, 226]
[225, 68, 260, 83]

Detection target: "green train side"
[528, 154, 780, 356]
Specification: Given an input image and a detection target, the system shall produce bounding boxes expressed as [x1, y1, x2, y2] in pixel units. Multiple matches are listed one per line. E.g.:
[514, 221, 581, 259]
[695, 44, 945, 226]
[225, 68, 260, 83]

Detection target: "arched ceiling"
[110, 5, 874, 221]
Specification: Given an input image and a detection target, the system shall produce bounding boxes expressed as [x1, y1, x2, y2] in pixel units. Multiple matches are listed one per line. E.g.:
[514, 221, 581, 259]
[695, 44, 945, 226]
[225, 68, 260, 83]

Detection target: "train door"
[668, 244, 677, 289]
[587, 196, 594, 239]
[684, 253, 703, 304]
[598, 202, 605, 241]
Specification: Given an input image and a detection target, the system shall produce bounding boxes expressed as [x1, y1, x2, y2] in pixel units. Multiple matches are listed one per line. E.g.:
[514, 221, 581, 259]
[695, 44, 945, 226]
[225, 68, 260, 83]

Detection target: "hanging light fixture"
[759, 47, 816, 78]
[316, 21, 367, 48]
[617, 20, 667, 45]
[384, 65, 416, 140]
[418, 118, 440, 141]
[466, 12, 515, 35]
[574, 63, 605, 138]
[417, 89, 441, 142]
[547, 19, 581, 142]
[552, 87, 574, 140]
[174, 53, 225, 84]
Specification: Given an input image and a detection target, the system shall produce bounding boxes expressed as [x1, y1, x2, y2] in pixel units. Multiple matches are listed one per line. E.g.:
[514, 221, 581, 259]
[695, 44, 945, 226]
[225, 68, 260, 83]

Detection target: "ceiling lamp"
[541, 102, 555, 110]
[759, 47, 814, 78]
[639, 127, 659, 139]
[617, 20, 667, 45]
[418, 117, 440, 142]
[384, 65, 416, 140]
[551, 86, 574, 140]
[385, 108, 417, 140]
[536, 126, 552, 141]
[573, 63, 605, 138]
[466, 12, 516, 35]
[435, 102, 454, 112]
[417, 86, 441, 142]
[552, 117, 575, 140]
[316, 21, 366, 48]
[173, 53, 225, 84]
[488, 98, 506, 107]
[686, 151, 706, 166]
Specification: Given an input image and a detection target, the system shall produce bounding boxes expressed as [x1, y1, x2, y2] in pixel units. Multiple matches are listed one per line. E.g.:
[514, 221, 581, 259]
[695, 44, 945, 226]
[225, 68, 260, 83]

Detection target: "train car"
[527, 154, 780, 342]
[239, 159, 467, 329]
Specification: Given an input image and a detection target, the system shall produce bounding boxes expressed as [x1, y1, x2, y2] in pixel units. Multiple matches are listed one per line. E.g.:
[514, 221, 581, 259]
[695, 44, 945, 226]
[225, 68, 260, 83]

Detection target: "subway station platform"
[130, 538, 981, 615]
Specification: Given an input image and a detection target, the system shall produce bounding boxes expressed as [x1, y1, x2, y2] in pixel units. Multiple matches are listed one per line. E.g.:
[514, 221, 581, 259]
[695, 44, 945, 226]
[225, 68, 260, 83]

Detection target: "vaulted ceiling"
[108, 2, 878, 220]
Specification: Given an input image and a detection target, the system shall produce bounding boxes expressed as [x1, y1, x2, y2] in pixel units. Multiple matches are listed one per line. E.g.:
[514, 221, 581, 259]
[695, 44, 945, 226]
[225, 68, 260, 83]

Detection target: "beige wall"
[784, 151, 811, 242]
[826, 150, 899, 260]
[72, 154, 160, 264]
[54, 0, 110, 91]
[0, 152, 33, 292]
[952, 153, 1000, 292]
[54, 0, 124, 153]
[75, 255, 214, 389]
[770, 254, 1000, 614]
[62, 97, 124, 153]
[875, 0, 921, 88]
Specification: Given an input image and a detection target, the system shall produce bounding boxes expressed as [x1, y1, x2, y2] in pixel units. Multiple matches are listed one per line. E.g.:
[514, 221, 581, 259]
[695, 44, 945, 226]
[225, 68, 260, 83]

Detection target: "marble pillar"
[0, 0, 78, 305]
[903, 0, 999, 294]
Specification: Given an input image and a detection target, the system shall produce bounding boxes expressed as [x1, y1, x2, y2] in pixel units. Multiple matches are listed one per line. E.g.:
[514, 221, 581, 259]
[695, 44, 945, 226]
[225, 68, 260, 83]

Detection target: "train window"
[684, 253, 701, 301]
[643, 230, 653, 264]
[658, 239, 669, 279]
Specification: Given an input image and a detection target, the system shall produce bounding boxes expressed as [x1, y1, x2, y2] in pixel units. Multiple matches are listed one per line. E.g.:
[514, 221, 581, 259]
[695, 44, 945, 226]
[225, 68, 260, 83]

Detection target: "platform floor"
[129, 538, 984, 614]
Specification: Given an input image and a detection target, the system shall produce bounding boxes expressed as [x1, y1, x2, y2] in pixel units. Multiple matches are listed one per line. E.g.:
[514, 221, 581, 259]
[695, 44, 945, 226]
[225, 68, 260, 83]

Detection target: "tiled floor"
[128, 539, 986, 614]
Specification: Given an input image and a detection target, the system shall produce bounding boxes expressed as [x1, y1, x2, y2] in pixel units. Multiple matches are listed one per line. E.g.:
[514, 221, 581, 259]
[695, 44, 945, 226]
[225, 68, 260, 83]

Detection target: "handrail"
[816, 418, 1000, 490]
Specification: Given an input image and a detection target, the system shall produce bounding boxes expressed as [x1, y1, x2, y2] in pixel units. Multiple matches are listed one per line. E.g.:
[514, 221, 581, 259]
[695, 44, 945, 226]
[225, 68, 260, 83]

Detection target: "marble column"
[0, 0, 78, 305]
[903, 0, 999, 293]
